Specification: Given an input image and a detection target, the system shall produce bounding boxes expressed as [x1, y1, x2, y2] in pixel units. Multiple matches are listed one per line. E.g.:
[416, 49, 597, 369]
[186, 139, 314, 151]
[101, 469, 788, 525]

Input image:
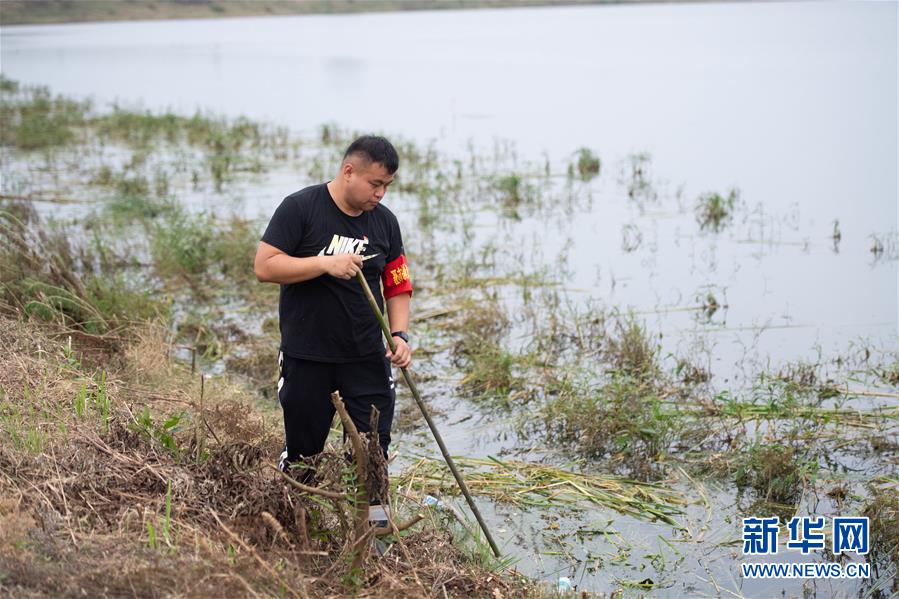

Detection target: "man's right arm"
[254, 241, 362, 284]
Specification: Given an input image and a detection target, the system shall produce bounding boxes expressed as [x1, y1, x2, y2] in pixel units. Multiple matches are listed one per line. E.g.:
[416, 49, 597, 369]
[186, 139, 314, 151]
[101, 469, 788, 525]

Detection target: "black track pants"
[277, 351, 396, 465]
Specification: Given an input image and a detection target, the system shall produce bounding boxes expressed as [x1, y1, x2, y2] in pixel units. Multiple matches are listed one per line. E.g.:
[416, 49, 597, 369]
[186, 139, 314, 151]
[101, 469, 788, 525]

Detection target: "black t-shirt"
[261, 183, 405, 362]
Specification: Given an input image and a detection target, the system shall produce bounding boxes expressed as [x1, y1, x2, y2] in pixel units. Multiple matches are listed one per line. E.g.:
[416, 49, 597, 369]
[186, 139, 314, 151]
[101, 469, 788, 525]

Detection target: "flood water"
[3, 1, 896, 376]
[2, 2, 897, 596]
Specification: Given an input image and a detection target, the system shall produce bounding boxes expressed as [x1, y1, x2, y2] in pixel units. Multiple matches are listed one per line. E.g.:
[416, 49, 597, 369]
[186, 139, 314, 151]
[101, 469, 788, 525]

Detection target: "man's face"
[344, 159, 394, 212]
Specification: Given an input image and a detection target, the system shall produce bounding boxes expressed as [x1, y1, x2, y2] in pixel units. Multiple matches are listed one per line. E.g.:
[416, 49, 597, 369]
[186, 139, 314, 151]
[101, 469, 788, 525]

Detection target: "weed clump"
[602, 316, 661, 382]
[491, 173, 536, 215]
[452, 300, 528, 405]
[542, 372, 677, 477]
[94, 166, 178, 221]
[149, 210, 258, 288]
[695, 188, 740, 232]
[620, 152, 657, 205]
[541, 316, 679, 477]
[878, 360, 899, 387]
[573, 147, 601, 181]
[734, 442, 816, 506]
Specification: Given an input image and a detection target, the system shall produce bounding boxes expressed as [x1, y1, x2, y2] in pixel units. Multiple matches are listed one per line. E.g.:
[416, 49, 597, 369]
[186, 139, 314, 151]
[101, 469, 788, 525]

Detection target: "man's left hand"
[386, 338, 412, 369]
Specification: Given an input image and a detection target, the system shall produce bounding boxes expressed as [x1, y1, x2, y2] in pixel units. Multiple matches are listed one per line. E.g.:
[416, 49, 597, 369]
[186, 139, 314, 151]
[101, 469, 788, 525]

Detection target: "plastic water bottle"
[424, 495, 463, 520]
[558, 577, 573, 593]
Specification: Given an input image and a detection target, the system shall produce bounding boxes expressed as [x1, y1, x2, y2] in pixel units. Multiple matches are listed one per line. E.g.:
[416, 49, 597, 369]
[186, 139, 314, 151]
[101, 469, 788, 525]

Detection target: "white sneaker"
[278, 448, 288, 472]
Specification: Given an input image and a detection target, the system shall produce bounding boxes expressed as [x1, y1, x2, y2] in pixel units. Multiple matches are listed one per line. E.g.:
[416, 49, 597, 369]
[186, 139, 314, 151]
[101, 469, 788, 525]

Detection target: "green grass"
[603, 316, 661, 382]
[130, 406, 184, 458]
[150, 209, 219, 280]
[0, 398, 47, 454]
[491, 173, 538, 216]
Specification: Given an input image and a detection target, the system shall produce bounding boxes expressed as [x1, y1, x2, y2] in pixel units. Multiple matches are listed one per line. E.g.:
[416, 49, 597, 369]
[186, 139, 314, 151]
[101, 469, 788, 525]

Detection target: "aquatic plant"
[620, 223, 642, 253]
[541, 371, 680, 478]
[695, 188, 740, 232]
[869, 231, 899, 260]
[148, 209, 257, 288]
[602, 315, 661, 383]
[573, 147, 601, 181]
[493, 173, 524, 205]
[0, 82, 90, 149]
[733, 441, 817, 505]
[451, 299, 530, 405]
[620, 152, 657, 205]
[878, 360, 899, 386]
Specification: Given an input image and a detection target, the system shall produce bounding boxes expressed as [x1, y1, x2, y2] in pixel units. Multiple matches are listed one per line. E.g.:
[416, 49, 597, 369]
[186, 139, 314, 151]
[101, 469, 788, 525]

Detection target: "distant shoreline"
[0, 0, 699, 27]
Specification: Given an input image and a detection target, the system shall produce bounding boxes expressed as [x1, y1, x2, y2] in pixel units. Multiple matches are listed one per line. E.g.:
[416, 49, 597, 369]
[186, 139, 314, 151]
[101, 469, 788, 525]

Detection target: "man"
[254, 136, 412, 506]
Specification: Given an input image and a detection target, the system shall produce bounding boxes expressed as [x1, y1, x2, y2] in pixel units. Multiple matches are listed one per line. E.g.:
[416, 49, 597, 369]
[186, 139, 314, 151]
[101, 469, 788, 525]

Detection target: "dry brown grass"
[0, 314, 542, 598]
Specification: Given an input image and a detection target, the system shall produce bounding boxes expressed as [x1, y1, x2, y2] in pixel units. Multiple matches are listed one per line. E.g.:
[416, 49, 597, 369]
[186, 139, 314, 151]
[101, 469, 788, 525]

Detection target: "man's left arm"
[385, 293, 411, 368]
[383, 216, 413, 369]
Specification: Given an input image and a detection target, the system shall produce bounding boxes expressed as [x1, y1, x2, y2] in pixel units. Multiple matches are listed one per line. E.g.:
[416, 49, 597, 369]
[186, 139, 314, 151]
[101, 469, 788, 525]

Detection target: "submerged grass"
[148, 208, 259, 290]
[620, 152, 657, 205]
[397, 456, 687, 527]
[541, 371, 682, 478]
[450, 298, 532, 405]
[538, 314, 686, 478]
[491, 173, 538, 216]
[733, 441, 817, 506]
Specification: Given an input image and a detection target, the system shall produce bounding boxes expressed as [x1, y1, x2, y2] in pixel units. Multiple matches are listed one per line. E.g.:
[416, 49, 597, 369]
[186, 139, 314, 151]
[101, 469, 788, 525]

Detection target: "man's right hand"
[324, 254, 363, 280]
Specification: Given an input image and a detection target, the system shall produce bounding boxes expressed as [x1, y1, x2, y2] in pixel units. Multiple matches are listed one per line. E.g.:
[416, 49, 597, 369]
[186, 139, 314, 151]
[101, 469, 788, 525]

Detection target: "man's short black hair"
[343, 135, 399, 174]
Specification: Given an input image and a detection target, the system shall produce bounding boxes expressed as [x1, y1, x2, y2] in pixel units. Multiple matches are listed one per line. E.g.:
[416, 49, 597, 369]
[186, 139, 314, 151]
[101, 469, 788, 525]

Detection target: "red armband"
[382, 254, 413, 299]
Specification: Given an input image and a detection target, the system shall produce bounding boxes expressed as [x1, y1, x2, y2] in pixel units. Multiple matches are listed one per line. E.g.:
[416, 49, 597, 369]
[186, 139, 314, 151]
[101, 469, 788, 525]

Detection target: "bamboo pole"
[355, 272, 502, 558]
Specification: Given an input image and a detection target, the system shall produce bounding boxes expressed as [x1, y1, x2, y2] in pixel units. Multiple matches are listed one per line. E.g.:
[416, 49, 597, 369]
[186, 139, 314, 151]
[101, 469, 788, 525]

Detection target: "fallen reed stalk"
[397, 456, 687, 527]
